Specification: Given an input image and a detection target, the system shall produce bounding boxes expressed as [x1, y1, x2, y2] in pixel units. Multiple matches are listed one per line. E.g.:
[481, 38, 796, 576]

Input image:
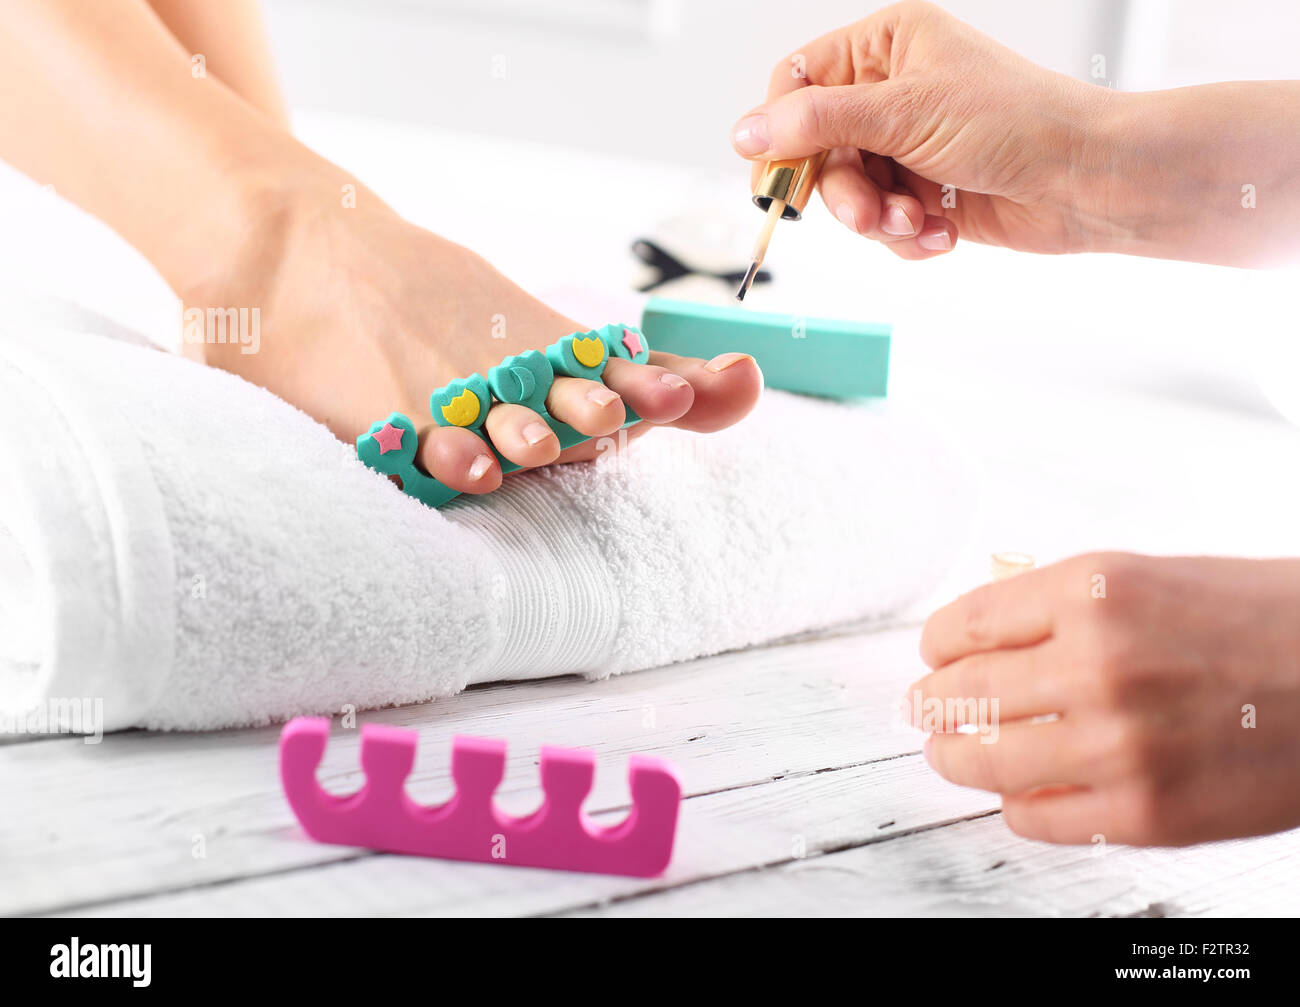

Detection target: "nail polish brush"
[736, 152, 828, 301]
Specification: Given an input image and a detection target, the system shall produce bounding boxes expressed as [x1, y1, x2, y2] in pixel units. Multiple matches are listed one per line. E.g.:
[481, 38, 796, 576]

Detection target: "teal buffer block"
[641, 298, 890, 400]
[357, 324, 649, 509]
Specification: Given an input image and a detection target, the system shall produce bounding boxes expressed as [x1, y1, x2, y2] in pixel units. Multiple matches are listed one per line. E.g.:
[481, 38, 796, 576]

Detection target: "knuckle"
[959, 586, 998, 647]
[1074, 618, 1145, 709]
[1079, 649, 1134, 709]
[974, 737, 1008, 792]
[1078, 550, 1148, 603]
[953, 653, 993, 704]
[873, 76, 935, 146]
[797, 86, 836, 143]
[1104, 717, 1161, 780]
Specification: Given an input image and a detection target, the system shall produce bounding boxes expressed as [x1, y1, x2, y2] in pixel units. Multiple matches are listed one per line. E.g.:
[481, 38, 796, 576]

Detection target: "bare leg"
[0, 1, 762, 493]
[145, 0, 289, 124]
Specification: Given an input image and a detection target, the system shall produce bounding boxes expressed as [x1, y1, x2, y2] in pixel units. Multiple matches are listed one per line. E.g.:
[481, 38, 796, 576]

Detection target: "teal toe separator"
[430, 373, 491, 431]
[601, 323, 648, 427]
[358, 324, 649, 509]
[356, 412, 461, 508]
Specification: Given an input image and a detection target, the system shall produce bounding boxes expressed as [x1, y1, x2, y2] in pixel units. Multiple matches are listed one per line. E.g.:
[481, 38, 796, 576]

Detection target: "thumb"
[730, 83, 910, 160]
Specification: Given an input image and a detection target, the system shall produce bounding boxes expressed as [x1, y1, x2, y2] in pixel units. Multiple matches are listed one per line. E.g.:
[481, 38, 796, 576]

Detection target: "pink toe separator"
[279, 717, 682, 878]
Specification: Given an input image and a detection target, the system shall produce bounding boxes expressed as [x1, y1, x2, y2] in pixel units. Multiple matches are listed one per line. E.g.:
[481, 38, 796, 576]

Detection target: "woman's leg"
[0, 0, 761, 494]
[144, 0, 289, 124]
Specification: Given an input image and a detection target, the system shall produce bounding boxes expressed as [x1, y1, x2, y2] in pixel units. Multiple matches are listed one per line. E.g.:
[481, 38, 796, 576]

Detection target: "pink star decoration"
[622, 328, 644, 357]
[373, 422, 405, 454]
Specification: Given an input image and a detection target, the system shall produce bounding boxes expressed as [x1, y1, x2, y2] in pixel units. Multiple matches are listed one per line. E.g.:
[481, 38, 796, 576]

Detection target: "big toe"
[647, 351, 763, 433]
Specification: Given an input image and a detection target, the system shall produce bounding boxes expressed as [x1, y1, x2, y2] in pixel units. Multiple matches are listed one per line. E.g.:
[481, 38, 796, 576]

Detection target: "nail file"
[641, 297, 890, 400]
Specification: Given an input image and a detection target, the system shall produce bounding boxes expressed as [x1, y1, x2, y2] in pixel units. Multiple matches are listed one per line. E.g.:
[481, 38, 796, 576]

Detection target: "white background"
[262, 0, 1300, 171]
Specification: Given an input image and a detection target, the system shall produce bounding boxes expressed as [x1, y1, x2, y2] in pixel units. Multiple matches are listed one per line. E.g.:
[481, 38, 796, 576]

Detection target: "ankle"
[172, 141, 396, 307]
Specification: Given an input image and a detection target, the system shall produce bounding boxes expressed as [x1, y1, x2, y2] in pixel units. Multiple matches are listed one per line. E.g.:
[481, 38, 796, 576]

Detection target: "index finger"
[750, 13, 902, 187]
[764, 7, 905, 103]
[919, 569, 1056, 669]
[764, 31, 854, 106]
[749, 33, 853, 189]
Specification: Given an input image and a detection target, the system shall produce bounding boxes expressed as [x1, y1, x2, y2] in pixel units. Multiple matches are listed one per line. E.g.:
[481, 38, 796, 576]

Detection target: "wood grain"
[2, 625, 932, 915]
[7, 620, 1299, 917]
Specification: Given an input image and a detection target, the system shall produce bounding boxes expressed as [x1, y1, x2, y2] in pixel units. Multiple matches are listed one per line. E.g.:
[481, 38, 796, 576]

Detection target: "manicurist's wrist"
[1063, 87, 1173, 258]
[1067, 87, 1246, 262]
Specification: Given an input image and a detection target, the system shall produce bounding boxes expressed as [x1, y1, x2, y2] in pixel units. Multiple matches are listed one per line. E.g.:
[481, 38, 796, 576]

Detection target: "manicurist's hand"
[731, 0, 1300, 267]
[910, 552, 1300, 846]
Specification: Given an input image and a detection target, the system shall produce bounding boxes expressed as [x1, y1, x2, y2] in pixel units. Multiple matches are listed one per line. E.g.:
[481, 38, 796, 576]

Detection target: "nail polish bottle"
[751, 153, 829, 220]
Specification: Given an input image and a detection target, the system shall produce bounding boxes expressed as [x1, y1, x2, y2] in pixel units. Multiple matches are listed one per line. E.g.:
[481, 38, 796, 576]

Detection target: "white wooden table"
[2, 115, 1299, 917]
[5, 612, 1299, 917]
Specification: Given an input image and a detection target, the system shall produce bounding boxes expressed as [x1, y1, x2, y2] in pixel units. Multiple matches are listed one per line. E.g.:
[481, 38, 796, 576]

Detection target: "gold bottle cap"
[751, 152, 829, 220]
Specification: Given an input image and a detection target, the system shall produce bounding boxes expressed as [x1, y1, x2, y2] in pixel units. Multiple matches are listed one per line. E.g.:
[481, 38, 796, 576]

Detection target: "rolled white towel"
[0, 301, 978, 732]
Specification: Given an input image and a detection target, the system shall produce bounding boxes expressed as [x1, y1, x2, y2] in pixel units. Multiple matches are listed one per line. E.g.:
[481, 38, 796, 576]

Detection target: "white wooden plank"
[2, 625, 931, 915]
[569, 813, 1300, 917]
[63, 754, 997, 917]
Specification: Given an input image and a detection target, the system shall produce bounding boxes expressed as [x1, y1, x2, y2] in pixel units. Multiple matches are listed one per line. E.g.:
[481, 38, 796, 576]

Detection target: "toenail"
[468, 454, 493, 481]
[587, 386, 619, 406]
[523, 421, 551, 445]
[704, 352, 752, 374]
[660, 372, 690, 390]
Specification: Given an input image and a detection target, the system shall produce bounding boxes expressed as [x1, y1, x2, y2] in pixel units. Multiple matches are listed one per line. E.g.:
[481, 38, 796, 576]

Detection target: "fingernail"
[587, 385, 619, 406]
[660, 372, 689, 390]
[881, 204, 916, 236]
[523, 421, 551, 445]
[704, 352, 752, 373]
[918, 227, 952, 251]
[835, 203, 858, 234]
[468, 453, 493, 481]
[730, 114, 770, 156]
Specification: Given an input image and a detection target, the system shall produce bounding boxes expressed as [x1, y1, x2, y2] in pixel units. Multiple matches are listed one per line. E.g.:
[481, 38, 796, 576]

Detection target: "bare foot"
[188, 180, 763, 496]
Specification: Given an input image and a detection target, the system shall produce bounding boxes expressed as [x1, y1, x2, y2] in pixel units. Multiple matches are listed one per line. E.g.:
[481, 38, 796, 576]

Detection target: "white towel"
[0, 298, 978, 732]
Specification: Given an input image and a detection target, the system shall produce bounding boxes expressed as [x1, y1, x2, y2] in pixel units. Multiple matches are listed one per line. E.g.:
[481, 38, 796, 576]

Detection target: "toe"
[600, 358, 694, 424]
[418, 424, 501, 494]
[484, 402, 560, 468]
[545, 376, 626, 436]
[646, 351, 763, 433]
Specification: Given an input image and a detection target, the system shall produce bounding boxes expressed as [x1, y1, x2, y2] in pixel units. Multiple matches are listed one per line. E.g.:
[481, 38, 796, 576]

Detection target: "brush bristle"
[735, 260, 760, 301]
